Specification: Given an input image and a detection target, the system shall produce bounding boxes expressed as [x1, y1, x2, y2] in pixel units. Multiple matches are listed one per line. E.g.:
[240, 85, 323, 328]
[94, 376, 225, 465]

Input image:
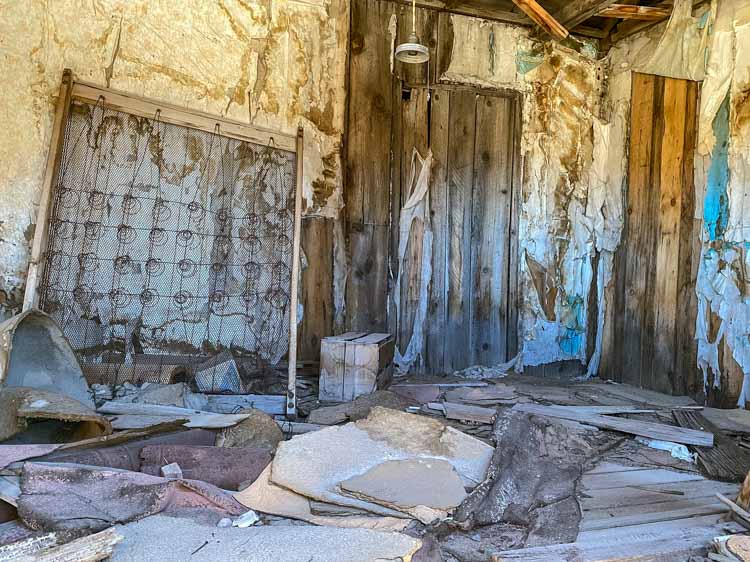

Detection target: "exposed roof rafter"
[554, 0, 619, 29]
[510, 0, 569, 40]
[598, 3, 673, 20]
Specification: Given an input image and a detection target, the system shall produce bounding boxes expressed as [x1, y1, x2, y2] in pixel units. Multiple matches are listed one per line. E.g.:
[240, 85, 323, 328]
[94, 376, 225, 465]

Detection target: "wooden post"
[23, 69, 74, 311]
[287, 126, 304, 418]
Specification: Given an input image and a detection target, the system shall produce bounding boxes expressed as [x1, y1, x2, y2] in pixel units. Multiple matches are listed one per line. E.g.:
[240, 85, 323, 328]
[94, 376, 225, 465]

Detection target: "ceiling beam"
[608, 0, 707, 44]
[510, 0, 569, 40]
[598, 4, 673, 20]
[571, 25, 609, 39]
[386, 0, 531, 26]
[554, 0, 619, 28]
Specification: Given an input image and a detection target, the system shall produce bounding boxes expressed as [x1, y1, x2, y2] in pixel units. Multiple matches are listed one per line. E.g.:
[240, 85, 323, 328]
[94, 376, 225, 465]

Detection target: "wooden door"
[613, 72, 700, 395]
[393, 87, 520, 373]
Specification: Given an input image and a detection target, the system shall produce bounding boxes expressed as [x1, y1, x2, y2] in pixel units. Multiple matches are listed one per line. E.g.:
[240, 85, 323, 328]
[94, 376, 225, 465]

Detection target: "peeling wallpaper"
[607, 0, 750, 404]
[0, 0, 347, 318]
[440, 16, 606, 369]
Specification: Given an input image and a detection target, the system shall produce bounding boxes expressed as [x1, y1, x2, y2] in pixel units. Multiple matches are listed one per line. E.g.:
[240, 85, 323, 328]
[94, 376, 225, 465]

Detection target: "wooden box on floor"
[319, 332, 394, 402]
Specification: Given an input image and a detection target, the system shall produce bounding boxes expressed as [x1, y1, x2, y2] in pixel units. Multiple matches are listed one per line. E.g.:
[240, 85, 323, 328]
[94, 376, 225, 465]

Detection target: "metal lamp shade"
[395, 33, 429, 64]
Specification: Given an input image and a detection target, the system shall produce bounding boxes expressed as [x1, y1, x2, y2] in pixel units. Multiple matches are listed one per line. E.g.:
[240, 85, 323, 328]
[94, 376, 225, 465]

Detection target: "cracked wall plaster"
[0, 0, 347, 319]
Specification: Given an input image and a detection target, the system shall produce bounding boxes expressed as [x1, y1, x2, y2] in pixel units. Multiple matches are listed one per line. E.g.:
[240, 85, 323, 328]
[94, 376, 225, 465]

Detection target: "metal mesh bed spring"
[37, 98, 297, 390]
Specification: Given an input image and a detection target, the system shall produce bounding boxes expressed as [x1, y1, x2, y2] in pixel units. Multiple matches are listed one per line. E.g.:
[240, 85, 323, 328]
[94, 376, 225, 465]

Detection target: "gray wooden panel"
[425, 89, 450, 373]
[397, 89, 430, 357]
[345, 0, 396, 332]
[445, 89, 477, 372]
[470, 95, 514, 366]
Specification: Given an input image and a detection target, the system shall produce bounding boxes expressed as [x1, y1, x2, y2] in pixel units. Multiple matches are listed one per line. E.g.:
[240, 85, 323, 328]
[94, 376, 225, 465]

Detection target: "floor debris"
[0, 310, 94, 408]
[98, 402, 251, 429]
[340, 458, 467, 524]
[139, 445, 271, 490]
[713, 534, 750, 561]
[109, 515, 422, 562]
[513, 403, 714, 446]
[306, 390, 416, 425]
[0, 319, 742, 562]
[17, 463, 245, 537]
[263, 407, 492, 521]
[453, 408, 617, 547]
[0, 388, 111, 442]
[2, 527, 122, 562]
[673, 409, 750, 482]
[215, 408, 284, 451]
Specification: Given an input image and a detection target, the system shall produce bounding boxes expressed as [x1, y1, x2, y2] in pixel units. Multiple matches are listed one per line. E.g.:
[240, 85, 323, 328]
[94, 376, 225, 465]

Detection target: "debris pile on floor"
[1, 312, 750, 560]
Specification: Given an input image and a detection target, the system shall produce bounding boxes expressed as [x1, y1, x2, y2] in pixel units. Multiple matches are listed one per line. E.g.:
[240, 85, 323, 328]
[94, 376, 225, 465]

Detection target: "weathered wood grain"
[653, 77, 688, 394]
[514, 403, 714, 446]
[621, 72, 657, 387]
[673, 409, 750, 482]
[618, 73, 700, 397]
[300, 218, 333, 361]
[425, 89, 450, 372]
[510, 0, 568, 39]
[345, 0, 396, 332]
[471, 96, 514, 366]
[445, 89, 477, 371]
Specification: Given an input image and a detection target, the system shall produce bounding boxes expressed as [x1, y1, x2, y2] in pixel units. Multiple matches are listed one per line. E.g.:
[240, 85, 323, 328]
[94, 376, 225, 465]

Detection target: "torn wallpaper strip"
[393, 148, 433, 374]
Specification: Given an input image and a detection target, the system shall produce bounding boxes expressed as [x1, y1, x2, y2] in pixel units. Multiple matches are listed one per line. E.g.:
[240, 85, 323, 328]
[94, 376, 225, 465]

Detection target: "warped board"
[513, 403, 713, 446]
[494, 462, 742, 561]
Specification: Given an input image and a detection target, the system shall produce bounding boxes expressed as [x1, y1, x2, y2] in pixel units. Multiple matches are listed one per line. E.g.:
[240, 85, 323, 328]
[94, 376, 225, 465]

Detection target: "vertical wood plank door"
[396, 88, 520, 374]
[616, 72, 699, 395]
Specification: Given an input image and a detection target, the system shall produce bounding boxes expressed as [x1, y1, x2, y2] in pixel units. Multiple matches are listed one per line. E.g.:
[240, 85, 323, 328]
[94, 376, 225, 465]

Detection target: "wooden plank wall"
[299, 217, 333, 360]
[609, 73, 701, 397]
[345, 0, 397, 332]
[345, 0, 520, 373]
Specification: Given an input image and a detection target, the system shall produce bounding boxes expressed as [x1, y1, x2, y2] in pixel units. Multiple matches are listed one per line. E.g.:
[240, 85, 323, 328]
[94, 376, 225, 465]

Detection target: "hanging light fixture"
[395, 0, 429, 64]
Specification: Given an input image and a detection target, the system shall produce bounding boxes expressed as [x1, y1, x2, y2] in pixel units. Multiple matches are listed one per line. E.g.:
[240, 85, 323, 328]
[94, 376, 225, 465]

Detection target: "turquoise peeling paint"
[559, 294, 584, 355]
[704, 95, 730, 241]
[516, 50, 543, 75]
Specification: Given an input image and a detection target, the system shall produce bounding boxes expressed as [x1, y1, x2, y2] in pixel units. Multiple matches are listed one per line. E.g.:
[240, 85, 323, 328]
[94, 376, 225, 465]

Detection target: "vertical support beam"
[23, 69, 74, 311]
[287, 126, 304, 418]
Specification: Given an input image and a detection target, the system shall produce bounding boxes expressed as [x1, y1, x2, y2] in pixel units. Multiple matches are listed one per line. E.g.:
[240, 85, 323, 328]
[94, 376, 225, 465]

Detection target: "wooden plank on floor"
[581, 468, 705, 491]
[579, 479, 739, 510]
[425, 88, 450, 374]
[444, 89, 476, 371]
[673, 408, 750, 482]
[495, 518, 746, 561]
[443, 401, 496, 424]
[580, 498, 726, 531]
[577, 512, 734, 544]
[585, 462, 666, 475]
[470, 95, 514, 366]
[514, 403, 713, 446]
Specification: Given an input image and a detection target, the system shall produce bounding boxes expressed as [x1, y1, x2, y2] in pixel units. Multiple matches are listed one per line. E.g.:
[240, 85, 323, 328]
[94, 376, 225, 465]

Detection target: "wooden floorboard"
[574, 459, 741, 560]
[581, 468, 705, 490]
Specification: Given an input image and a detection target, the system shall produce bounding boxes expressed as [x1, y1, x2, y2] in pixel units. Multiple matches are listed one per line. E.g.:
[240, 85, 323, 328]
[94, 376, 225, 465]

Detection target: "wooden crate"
[319, 332, 394, 401]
